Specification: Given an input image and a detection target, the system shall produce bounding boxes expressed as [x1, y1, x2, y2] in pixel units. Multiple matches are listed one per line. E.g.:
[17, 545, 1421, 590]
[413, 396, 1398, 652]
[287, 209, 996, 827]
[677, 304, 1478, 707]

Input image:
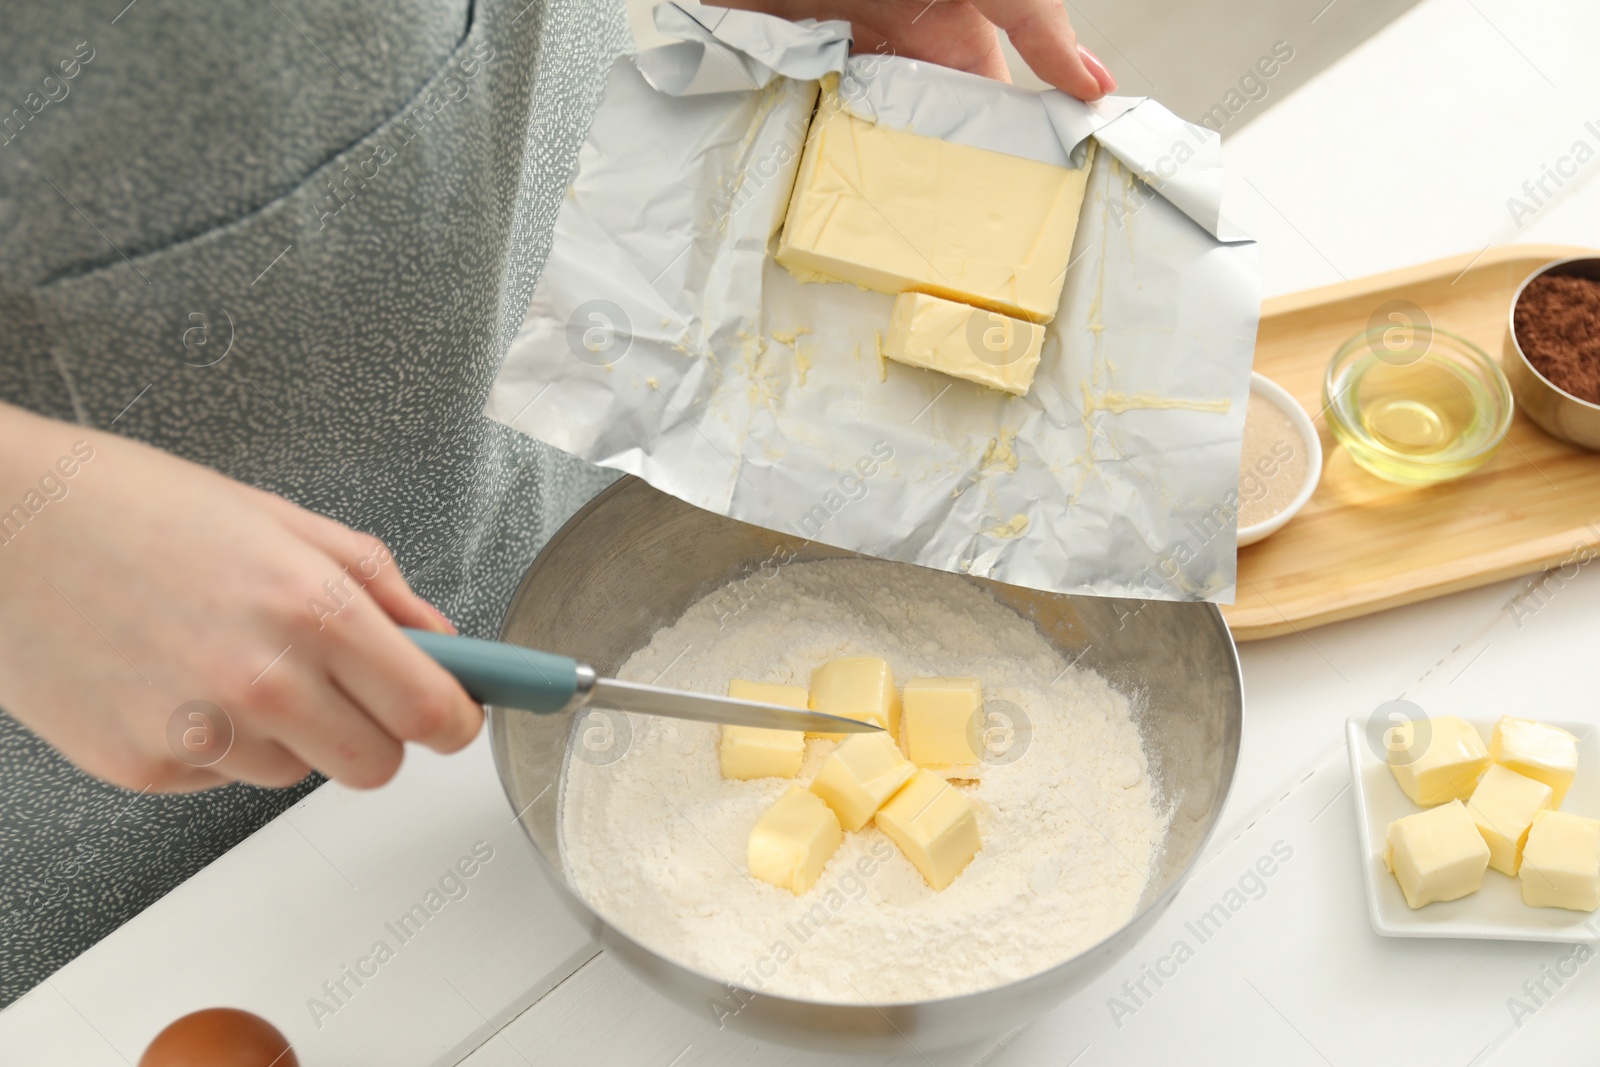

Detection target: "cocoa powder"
[1513, 273, 1600, 405]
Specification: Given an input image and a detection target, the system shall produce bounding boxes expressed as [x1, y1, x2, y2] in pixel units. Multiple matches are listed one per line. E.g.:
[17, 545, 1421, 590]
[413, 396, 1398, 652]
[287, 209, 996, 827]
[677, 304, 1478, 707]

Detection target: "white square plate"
[1346, 713, 1600, 942]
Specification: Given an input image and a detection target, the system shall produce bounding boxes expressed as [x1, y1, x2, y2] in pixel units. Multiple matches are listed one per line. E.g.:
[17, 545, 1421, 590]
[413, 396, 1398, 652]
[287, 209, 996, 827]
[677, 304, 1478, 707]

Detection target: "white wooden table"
[6, 0, 1600, 1062]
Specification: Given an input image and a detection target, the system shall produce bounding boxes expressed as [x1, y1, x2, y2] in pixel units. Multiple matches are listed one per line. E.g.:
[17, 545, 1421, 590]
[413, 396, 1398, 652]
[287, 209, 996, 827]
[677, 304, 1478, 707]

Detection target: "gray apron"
[0, 0, 629, 1003]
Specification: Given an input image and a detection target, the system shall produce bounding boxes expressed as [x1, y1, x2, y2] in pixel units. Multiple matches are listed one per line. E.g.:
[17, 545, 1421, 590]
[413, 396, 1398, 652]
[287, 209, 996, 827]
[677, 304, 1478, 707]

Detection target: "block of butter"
[809, 732, 916, 832]
[901, 676, 984, 767]
[1490, 716, 1580, 806]
[876, 769, 982, 891]
[1383, 799, 1490, 909]
[1520, 810, 1600, 912]
[748, 786, 843, 895]
[1465, 763, 1554, 875]
[886, 293, 1045, 396]
[719, 681, 809, 780]
[809, 656, 899, 739]
[1385, 715, 1489, 806]
[776, 78, 1094, 323]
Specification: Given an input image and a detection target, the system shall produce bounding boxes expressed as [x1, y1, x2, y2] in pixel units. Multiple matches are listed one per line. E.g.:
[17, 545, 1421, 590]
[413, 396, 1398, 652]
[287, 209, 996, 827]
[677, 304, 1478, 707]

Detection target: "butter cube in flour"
[1520, 810, 1600, 912]
[886, 294, 1045, 397]
[1466, 764, 1554, 875]
[719, 681, 809, 780]
[901, 676, 984, 767]
[876, 769, 982, 891]
[748, 786, 843, 895]
[776, 77, 1094, 323]
[809, 657, 899, 738]
[1385, 715, 1489, 806]
[1490, 716, 1580, 806]
[1383, 800, 1490, 909]
[809, 732, 916, 832]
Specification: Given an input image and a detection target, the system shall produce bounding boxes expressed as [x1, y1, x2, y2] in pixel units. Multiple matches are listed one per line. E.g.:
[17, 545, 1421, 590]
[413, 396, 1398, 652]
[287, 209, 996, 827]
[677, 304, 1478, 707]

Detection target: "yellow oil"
[1332, 354, 1499, 484]
[1360, 362, 1478, 452]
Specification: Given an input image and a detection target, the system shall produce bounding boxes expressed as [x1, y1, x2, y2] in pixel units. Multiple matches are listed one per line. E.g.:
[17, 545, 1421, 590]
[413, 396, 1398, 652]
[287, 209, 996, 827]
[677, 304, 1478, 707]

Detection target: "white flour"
[561, 559, 1167, 1003]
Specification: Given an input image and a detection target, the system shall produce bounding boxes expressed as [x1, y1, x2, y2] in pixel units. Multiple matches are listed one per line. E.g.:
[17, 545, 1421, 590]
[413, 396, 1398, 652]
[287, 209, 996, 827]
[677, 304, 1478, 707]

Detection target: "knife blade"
[404, 629, 882, 734]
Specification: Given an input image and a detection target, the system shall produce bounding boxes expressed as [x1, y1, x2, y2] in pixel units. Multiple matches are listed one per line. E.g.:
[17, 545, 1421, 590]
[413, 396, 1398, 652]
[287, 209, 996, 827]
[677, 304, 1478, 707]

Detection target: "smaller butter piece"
[901, 676, 983, 767]
[1520, 810, 1600, 912]
[748, 786, 843, 895]
[1386, 715, 1489, 806]
[809, 732, 916, 832]
[1383, 799, 1490, 909]
[719, 681, 809, 780]
[1490, 716, 1580, 806]
[876, 769, 982, 891]
[886, 292, 1045, 397]
[1466, 763, 1554, 875]
[809, 656, 899, 739]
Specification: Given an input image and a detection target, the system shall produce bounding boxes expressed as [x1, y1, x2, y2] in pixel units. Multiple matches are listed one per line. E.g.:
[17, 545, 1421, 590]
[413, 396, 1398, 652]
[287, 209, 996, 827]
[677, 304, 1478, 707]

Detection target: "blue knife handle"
[403, 629, 581, 713]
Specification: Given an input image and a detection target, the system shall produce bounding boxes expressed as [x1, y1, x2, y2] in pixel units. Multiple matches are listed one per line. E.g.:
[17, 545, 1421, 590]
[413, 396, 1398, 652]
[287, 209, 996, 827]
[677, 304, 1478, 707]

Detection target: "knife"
[403, 629, 882, 734]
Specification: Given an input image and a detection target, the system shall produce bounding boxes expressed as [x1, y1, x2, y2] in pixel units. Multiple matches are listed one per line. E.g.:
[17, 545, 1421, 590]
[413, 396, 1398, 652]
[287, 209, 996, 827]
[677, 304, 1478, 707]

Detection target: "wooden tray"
[1224, 244, 1600, 641]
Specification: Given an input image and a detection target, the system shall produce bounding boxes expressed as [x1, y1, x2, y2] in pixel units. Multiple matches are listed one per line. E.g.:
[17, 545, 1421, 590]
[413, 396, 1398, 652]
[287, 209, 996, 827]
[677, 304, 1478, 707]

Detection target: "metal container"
[489, 477, 1243, 1053]
[1505, 255, 1600, 451]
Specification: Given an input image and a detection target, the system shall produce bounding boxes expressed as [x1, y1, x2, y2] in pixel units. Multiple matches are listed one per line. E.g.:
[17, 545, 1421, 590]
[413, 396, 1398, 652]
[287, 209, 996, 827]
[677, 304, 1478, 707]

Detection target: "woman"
[0, 0, 1111, 1004]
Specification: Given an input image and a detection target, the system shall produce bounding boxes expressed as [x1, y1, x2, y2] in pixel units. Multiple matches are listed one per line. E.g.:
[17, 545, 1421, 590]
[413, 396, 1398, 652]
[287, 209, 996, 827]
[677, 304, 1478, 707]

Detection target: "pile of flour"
[561, 559, 1167, 1003]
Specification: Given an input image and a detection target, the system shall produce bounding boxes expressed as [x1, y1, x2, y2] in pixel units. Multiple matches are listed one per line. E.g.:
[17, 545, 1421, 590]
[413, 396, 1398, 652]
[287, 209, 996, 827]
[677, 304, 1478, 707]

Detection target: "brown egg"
[139, 1008, 299, 1067]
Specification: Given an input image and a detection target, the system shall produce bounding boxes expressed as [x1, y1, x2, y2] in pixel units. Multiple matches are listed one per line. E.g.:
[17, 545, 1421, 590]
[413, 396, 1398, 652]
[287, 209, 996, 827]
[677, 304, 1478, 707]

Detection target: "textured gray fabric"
[0, 0, 629, 1005]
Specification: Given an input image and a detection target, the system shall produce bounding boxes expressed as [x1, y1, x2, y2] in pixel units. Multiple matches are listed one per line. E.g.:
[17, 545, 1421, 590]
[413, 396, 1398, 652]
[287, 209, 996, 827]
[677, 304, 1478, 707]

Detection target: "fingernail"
[425, 603, 458, 635]
[1079, 45, 1117, 94]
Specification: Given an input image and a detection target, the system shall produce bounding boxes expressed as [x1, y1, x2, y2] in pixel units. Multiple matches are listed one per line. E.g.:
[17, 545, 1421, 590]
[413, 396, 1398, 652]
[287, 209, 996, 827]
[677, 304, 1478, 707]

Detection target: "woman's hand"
[0, 403, 481, 793]
[720, 0, 1116, 99]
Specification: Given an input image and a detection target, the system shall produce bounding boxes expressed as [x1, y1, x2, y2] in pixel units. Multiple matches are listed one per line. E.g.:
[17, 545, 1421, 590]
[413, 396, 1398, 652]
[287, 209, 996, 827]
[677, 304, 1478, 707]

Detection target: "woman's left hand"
[718, 0, 1116, 100]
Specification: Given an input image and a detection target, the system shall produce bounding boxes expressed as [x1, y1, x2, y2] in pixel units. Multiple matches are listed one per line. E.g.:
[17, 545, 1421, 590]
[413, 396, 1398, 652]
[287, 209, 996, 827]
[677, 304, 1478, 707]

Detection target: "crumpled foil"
[487, 2, 1260, 603]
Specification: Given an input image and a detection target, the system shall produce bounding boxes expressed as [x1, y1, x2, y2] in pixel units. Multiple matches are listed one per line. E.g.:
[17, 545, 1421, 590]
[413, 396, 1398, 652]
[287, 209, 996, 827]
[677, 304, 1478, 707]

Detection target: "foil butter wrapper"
[488, 2, 1260, 603]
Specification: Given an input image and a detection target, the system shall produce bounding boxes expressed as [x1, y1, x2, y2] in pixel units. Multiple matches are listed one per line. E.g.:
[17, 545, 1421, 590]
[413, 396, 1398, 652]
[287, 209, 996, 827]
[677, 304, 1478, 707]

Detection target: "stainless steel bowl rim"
[487, 476, 1244, 1040]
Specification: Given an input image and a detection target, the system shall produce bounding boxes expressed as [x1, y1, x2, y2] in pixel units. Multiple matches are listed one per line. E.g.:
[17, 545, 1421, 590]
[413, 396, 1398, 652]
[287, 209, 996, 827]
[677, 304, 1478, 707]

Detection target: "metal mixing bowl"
[489, 477, 1242, 1053]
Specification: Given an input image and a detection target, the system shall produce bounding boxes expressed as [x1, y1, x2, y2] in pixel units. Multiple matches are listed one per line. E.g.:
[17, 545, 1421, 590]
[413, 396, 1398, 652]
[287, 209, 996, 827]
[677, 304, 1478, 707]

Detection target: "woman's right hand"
[0, 402, 482, 793]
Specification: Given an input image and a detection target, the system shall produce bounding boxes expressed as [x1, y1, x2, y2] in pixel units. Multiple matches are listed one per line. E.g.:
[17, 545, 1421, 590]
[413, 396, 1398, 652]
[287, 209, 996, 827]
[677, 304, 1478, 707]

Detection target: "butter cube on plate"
[809, 656, 898, 738]
[809, 732, 916, 832]
[1490, 716, 1580, 806]
[1520, 810, 1600, 912]
[1383, 800, 1490, 909]
[748, 786, 843, 895]
[1386, 715, 1489, 806]
[719, 681, 808, 780]
[776, 77, 1094, 323]
[886, 294, 1045, 397]
[876, 769, 982, 891]
[1466, 763, 1554, 875]
[901, 676, 984, 767]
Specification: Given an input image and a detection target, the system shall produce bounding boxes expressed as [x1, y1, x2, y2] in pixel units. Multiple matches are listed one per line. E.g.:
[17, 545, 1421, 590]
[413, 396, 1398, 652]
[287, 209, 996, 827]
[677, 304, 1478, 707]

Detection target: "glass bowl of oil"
[1323, 324, 1513, 485]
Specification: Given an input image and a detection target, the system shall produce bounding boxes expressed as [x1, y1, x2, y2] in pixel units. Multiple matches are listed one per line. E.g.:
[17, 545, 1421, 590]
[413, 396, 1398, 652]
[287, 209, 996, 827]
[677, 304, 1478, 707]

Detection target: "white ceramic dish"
[1237, 371, 1323, 547]
[1345, 712, 1600, 942]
